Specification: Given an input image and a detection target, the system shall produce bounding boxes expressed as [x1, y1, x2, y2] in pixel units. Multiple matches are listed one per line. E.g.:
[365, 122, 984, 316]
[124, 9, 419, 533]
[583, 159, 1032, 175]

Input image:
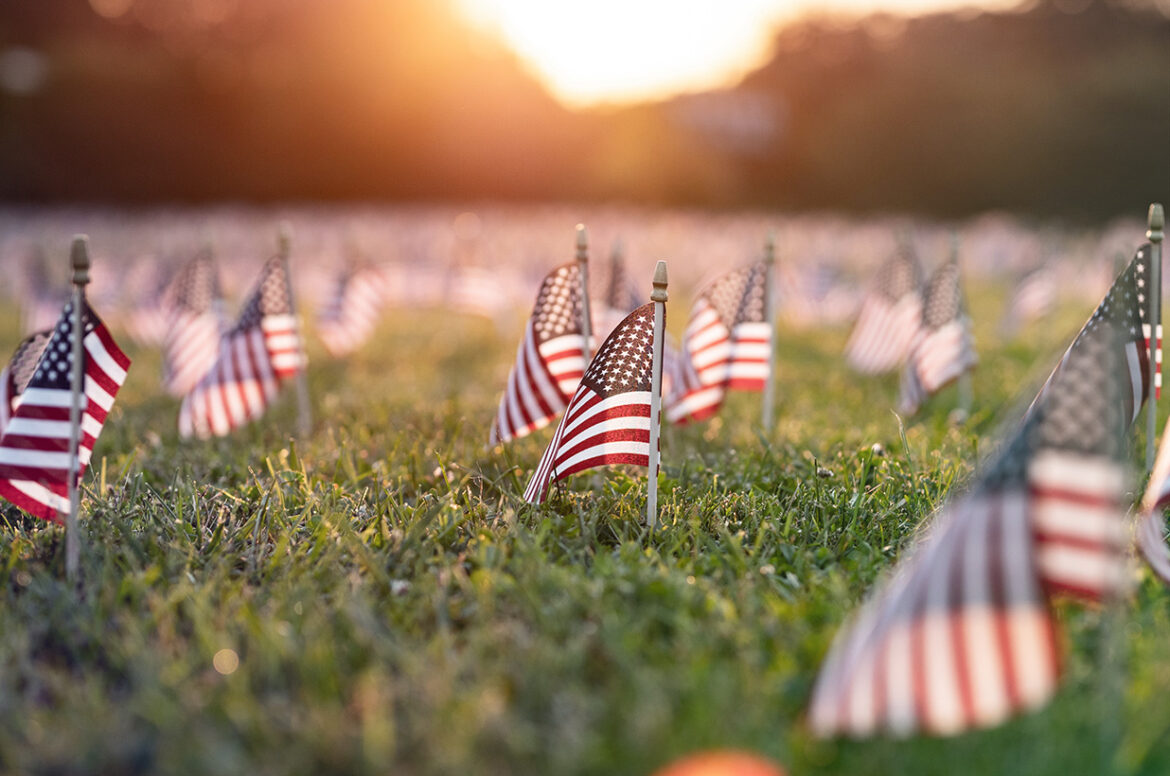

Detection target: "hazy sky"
[455, 0, 1021, 106]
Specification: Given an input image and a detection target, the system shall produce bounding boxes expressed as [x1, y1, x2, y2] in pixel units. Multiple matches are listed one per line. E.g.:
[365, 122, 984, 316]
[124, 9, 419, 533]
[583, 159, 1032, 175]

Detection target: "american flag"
[120, 263, 174, 348]
[20, 253, 67, 336]
[0, 329, 52, 434]
[450, 265, 509, 319]
[1139, 415, 1170, 586]
[665, 262, 770, 424]
[162, 251, 224, 396]
[0, 300, 131, 523]
[1030, 243, 1156, 426]
[844, 249, 923, 374]
[1000, 265, 1056, 335]
[317, 263, 386, 357]
[490, 262, 589, 445]
[809, 324, 1129, 738]
[592, 249, 643, 340]
[898, 258, 977, 415]
[178, 256, 306, 439]
[524, 303, 659, 504]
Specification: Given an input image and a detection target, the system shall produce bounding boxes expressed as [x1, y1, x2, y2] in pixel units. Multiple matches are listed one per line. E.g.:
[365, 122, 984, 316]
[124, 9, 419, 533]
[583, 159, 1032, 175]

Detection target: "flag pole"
[1147, 203, 1164, 472]
[761, 231, 777, 434]
[576, 224, 593, 355]
[953, 232, 972, 421]
[65, 235, 90, 582]
[647, 260, 668, 529]
[278, 224, 312, 437]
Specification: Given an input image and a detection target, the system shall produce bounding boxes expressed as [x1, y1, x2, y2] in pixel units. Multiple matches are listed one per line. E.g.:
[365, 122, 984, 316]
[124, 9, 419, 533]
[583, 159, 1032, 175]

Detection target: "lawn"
[0, 234, 1167, 776]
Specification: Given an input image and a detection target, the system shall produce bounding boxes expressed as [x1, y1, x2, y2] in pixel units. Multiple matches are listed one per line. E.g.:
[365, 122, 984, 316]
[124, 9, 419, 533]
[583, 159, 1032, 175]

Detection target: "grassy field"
[1, 279, 1168, 776]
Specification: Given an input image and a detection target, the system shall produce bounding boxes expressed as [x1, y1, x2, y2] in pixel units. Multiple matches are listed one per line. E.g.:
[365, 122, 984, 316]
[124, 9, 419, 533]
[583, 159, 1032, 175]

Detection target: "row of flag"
[3, 223, 1169, 743]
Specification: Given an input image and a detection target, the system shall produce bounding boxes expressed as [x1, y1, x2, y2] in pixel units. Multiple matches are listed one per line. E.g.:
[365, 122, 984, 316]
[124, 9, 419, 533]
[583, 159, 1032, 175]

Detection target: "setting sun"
[455, 0, 786, 107]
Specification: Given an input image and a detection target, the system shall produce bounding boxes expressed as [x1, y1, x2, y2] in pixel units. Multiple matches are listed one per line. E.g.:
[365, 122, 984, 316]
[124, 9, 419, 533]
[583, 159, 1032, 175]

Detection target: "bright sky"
[455, 0, 1017, 107]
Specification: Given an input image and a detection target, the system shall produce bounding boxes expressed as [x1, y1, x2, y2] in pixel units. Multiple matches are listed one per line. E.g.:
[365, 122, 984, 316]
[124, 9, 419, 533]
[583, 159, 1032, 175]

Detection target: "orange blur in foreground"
[650, 750, 787, 776]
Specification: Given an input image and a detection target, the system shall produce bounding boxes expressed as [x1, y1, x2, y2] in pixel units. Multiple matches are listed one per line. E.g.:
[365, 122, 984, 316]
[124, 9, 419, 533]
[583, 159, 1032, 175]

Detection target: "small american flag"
[845, 249, 923, 374]
[162, 251, 225, 396]
[20, 255, 67, 336]
[490, 262, 589, 445]
[0, 329, 52, 434]
[0, 300, 131, 522]
[1029, 243, 1156, 426]
[178, 256, 306, 439]
[1138, 416, 1170, 585]
[665, 262, 770, 424]
[1000, 265, 1056, 335]
[592, 250, 644, 340]
[317, 263, 386, 357]
[898, 258, 977, 415]
[809, 323, 1129, 738]
[524, 303, 659, 504]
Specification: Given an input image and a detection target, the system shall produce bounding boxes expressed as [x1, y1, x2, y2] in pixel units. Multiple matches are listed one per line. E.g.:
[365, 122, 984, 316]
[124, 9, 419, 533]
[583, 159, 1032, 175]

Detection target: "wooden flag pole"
[1147, 203, 1164, 472]
[761, 231, 777, 434]
[278, 224, 312, 437]
[576, 224, 593, 356]
[953, 232, 973, 421]
[647, 260, 668, 529]
[65, 235, 90, 582]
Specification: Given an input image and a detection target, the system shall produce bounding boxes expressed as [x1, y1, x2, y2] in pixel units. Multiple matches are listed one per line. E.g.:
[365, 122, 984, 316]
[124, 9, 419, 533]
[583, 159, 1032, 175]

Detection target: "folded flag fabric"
[178, 256, 306, 438]
[1029, 243, 1156, 426]
[317, 263, 386, 357]
[809, 322, 1129, 738]
[490, 262, 590, 445]
[665, 262, 770, 424]
[0, 300, 131, 522]
[162, 251, 224, 396]
[845, 249, 923, 374]
[0, 329, 53, 434]
[898, 257, 977, 414]
[524, 303, 659, 504]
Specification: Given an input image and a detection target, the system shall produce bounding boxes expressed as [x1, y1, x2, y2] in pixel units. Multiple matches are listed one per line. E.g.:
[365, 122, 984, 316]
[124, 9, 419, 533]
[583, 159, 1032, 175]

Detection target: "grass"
[1, 281, 1169, 776]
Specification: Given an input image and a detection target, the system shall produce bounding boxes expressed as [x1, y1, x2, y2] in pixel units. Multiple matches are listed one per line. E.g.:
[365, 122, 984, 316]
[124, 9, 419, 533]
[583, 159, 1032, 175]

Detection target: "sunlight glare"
[455, 0, 785, 107]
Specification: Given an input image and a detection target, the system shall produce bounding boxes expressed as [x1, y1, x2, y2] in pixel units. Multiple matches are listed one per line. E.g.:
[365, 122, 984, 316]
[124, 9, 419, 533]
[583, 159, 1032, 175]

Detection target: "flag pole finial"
[1150, 203, 1165, 242]
[652, 260, 668, 303]
[70, 235, 90, 286]
[576, 223, 588, 259]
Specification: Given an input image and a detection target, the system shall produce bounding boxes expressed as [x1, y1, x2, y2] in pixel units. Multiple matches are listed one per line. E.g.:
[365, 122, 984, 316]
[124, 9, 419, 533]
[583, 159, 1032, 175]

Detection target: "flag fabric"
[898, 258, 977, 414]
[592, 252, 644, 340]
[1139, 416, 1170, 585]
[178, 257, 306, 439]
[490, 262, 590, 445]
[0, 329, 53, 434]
[0, 300, 131, 522]
[809, 323, 1129, 738]
[450, 265, 509, 319]
[523, 303, 659, 504]
[19, 257, 66, 336]
[1000, 266, 1056, 334]
[664, 262, 770, 424]
[844, 250, 923, 374]
[317, 263, 386, 357]
[162, 251, 224, 396]
[1030, 244, 1156, 426]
